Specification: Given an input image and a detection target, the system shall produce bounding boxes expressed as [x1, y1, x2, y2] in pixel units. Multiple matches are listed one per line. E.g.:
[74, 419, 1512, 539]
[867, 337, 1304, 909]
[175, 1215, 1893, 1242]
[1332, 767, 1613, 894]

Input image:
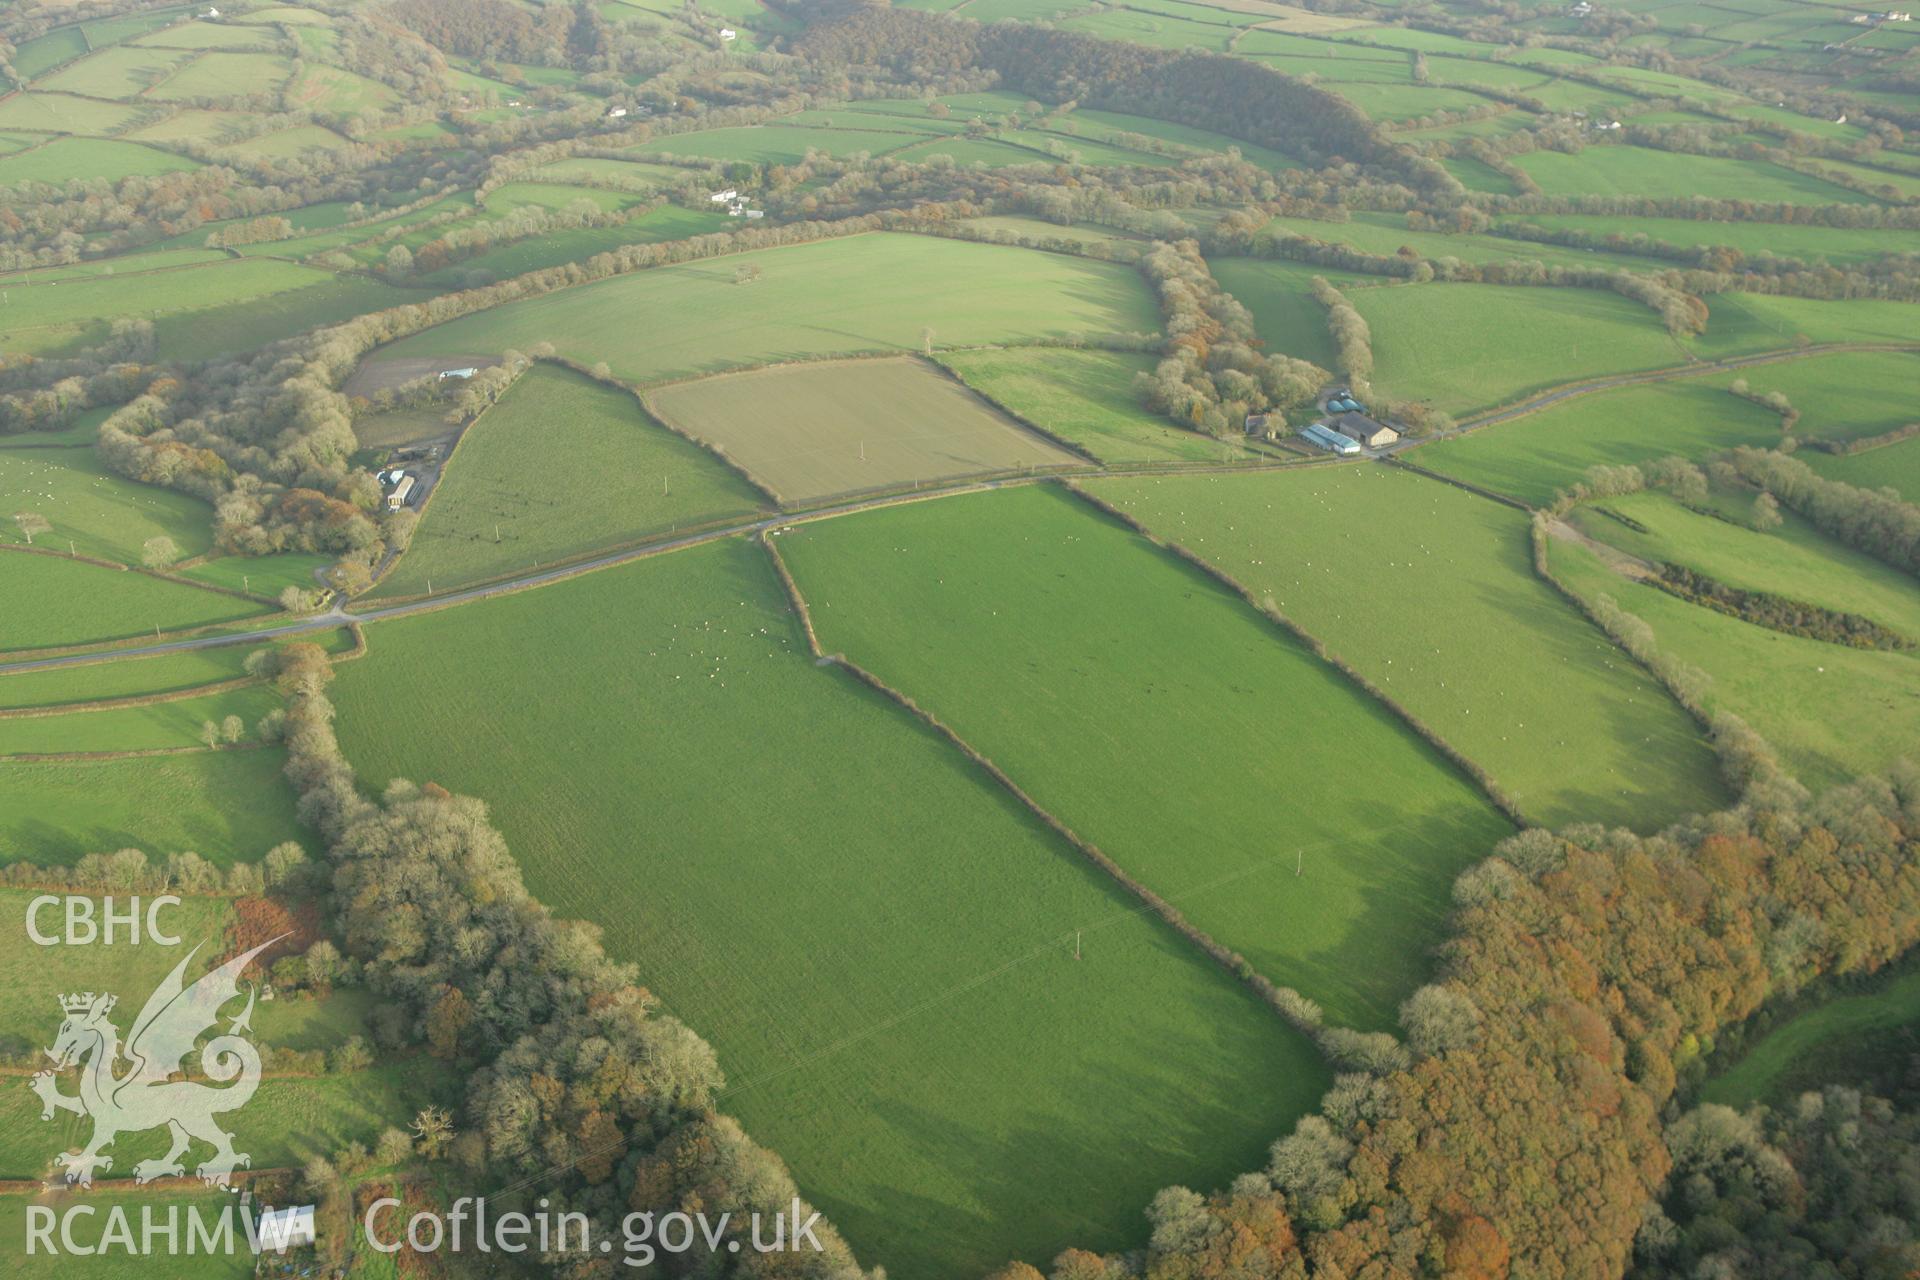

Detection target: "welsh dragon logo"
[29, 936, 282, 1188]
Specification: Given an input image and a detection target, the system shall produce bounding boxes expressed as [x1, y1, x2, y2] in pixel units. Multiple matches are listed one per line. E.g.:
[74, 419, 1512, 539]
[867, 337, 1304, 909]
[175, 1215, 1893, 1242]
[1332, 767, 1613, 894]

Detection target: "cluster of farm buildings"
[1248, 390, 1400, 456]
[709, 188, 765, 218]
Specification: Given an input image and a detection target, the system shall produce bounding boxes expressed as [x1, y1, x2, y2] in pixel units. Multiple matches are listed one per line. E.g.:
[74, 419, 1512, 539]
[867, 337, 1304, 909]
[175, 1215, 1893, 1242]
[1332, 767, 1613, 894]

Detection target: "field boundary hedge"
[0, 622, 362, 717]
[561, 356, 786, 507]
[757, 528, 1368, 1060]
[1531, 513, 1793, 798]
[1380, 455, 1532, 511]
[1063, 479, 1535, 830]
[920, 354, 1109, 467]
[0, 671, 254, 718]
[0, 740, 266, 763]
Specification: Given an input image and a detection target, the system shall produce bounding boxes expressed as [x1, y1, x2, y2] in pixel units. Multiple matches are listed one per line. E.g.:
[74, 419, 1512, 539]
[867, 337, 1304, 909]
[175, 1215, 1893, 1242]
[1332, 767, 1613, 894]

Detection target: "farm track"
[3, 339, 1914, 678]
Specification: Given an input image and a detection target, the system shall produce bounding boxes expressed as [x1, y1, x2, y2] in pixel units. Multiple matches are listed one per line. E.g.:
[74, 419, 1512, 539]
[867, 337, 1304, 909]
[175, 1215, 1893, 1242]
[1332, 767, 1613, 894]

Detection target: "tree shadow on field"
[1466, 557, 1730, 831]
[1220, 792, 1509, 1034]
[818, 1029, 1325, 1278]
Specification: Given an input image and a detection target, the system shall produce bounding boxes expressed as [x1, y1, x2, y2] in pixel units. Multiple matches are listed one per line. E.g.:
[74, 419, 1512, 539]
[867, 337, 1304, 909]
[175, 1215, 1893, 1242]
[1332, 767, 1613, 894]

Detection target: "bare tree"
[410, 1106, 453, 1159]
[13, 512, 49, 545]
[141, 535, 180, 569]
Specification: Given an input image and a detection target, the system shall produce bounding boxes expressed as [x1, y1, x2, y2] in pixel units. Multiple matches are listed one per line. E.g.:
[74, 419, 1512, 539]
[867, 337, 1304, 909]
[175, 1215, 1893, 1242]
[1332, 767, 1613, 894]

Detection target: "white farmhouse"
[258, 1206, 316, 1253]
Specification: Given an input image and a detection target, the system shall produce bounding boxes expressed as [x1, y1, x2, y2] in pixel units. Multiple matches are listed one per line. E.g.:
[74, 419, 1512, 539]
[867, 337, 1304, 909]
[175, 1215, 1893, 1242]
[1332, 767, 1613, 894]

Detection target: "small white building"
[387, 476, 416, 511]
[1569, 1, 1592, 14]
[709, 189, 739, 204]
[744, 209, 765, 219]
[719, 27, 737, 40]
[203, 5, 220, 16]
[607, 106, 629, 119]
[258, 1205, 315, 1253]
[438, 367, 478, 380]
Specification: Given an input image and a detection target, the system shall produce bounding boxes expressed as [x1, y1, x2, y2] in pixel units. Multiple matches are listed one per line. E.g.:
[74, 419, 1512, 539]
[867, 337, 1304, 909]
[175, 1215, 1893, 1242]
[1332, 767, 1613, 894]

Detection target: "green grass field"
[1254, 211, 1674, 272]
[0, 688, 280, 755]
[286, 64, 397, 115]
[1500, 214, 1920, 268]
[0, 248, 228, 284]
[0, 750, 308, 866]
[423, 213, 739, 285]
[1549, 534, 1920, 790]
[378, 233, 1160, 386]
[149, 275, 416, 365]
[0, 555, 265, 653]
[0, 650, 250, 711]
[180, 551, 333, 597]
[134, 17, 284, 48]
[781, 484, 1514, 1030]
[0, 259, 336, 354]
[1091, 467, 1727, 830]
[331, 535, 1328, 1278]
[1510, 147, 1876, 204]
[35, 45, 197, 98]
[1208, 257, 1345, 370]
[0, 93, 151, 136]
[11, 28, 91, 81]
[631, 125, 926, 165]
[647, 357, 1083, 503]
[1811, 435, 1920, 504]
[483, 181, 650, 215]
[0, 137, 193, 186]
[0, 448, 212, 565]
[937, 348, 1224, 463]
[0, 630, 351, 711]
[147, 51, 293, 101]
[1414, 378, 1781, 506]
[1356, 282, 1684, 415]
[0, 1189, 254, 1278]
[0, 1060, 438, 1179]
[1684, 293, 1920, 359]
[0, 889, 238, 1046]
[375, 364, 766, 598]
[1724, 349, 1920, 443]
[1702, 968, 1920, 1108]
[1573, 491, 1920, 640]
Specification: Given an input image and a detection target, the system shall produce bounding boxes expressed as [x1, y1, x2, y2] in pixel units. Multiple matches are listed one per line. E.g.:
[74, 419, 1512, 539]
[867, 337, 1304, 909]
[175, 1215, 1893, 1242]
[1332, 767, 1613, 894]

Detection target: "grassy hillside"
[331, 535, 1327, 1278]
[1091, 467, 1727, 830]
[379, 234, 1160, 386]
[780, 484, 1513, 1032]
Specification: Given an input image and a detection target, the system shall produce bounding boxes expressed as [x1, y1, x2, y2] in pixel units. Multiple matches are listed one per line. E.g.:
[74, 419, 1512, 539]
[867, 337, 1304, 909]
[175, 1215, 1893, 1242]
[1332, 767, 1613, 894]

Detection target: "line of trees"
[1132, 240, 1326, 437]
[1309, 276, 1374, 400]
[1651, 562, 1912, 651]
[1724, 446, 1920, 579]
